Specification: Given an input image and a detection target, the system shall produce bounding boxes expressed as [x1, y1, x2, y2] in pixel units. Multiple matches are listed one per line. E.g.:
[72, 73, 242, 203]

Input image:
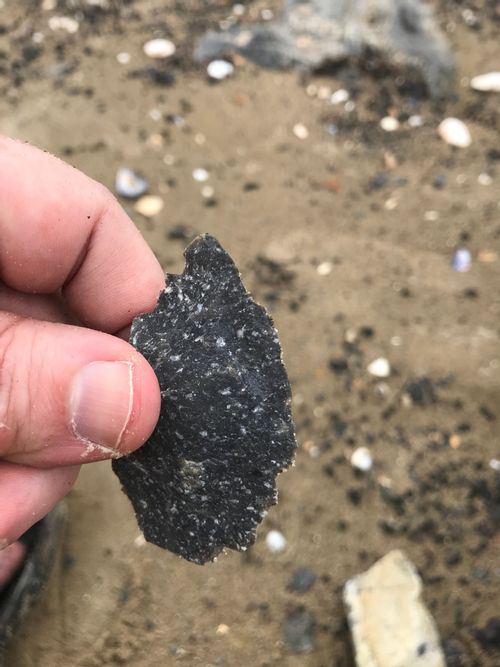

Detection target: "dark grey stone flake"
[113, 234, 297, 564]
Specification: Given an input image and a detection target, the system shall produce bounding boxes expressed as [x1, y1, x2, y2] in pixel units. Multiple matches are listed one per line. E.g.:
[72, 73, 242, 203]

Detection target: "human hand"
[0, 137, 163, 548]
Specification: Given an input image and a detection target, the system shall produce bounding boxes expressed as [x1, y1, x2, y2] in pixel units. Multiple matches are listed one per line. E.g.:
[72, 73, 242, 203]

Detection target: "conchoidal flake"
[112, 234, 297, 564]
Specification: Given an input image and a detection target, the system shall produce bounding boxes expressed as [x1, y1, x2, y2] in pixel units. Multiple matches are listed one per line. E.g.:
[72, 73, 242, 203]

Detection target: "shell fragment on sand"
[344, 550, 446, 667]
[143, 38, 176, 59]
[113, 235, 297, 564]
[470, 72, 500, 93]
[438, 118, 471, 148]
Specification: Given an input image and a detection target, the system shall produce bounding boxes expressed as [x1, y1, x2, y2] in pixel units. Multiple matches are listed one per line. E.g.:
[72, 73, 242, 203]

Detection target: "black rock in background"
[113, 234, 297, 564]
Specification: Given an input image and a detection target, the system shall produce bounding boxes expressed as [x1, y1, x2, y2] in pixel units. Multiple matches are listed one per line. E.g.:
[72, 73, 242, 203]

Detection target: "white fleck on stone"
[489, 459, 500, 472]
[48, 16, 79, 33]
[134, 195, 164, 218]
[344, 550, 446, 667]
[143, 38, 176, 59]
[207, 59, 234, 80]
[193, 167, 209, 182]
[351, 447, 373, 472]
[293, 123, 309, 140]
[470, 72, 500, 93]
[330, 88, 349, 105]
[216, 337, 226, 348]
[367, 357, 391, 378]
[380, 116, 399, 132]
[116, 51, 131, 65]
[316, 261, 333, 276]
[438, 118, 471, 148]
[266, 530, 286, 553]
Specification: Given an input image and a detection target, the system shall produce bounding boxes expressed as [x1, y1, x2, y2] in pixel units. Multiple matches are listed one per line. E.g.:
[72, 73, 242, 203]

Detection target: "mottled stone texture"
[113, 235, 296, 564]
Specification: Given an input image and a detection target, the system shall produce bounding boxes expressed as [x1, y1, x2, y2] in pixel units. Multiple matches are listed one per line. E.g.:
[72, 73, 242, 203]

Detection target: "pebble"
[134, 195, 164, 218]
[344, 550, 446, 667]
[283, 609, 315, 653]
[438, 118, 471, 148]
[380, 116, 399, 132]
[350, 447, 373, 472]
[193, 168, 209, 182]
[316, 261, 333, 276]
[407, 115, 424, 128]
[207, 59, 234, 80]
[489, 459, 500, 472]
[201, 185, 215, 199]
[451, 248, 471, 272]
[48, 16, 79, 33]
[367, 357, 391, 378]
[116, 52, 131, 65]
[478, 172, 492, 186]
[293, 123, 309, 140]
[470, 72, 500, 93]
[143, 38, 176, 59]
[216, 624, 230, 636]
[288, 568, 317, 594]
[330, 88, 349, 105]
[266, 530, 286, 553]
[115, 167, 149, 199]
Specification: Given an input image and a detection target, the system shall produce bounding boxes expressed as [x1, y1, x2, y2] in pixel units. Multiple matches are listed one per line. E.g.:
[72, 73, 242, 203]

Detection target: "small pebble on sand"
[143, 38, 176, 59]
[207, 60, 234, 80]
[351, 447, 374, 472]
[470, 72, 500, 93]
[266, 530, 286, 553]
[367, 357, 391, 378]
[115, 167, 149, 199]
[316, 261, 333, 276]
[193, 168, 209, 182]
[380, 117, 399, 132]
[451, 248, 471, 272]
[293, 123, 309, 140]
[438, 118, 471, 147]
[134, 195, 164, 218]
[48, 16, 79, 33]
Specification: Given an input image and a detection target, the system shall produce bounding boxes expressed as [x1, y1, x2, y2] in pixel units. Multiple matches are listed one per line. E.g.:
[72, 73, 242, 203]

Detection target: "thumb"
[0, 313, 160, 468]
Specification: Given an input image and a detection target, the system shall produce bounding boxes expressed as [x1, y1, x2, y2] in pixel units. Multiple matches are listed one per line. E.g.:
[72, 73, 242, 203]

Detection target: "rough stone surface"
[343, 549, 446, 667]
[113, 234, 297, 564]
[194, 0, 454, 97]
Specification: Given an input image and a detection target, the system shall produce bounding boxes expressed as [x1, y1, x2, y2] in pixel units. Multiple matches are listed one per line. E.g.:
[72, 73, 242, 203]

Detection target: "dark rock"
[283, 608, 315, 653]
[288, 568, 317, 593]
[474, 617, 500, 650]
[113, 235, 297, 564]
[403, 377, 436, 406]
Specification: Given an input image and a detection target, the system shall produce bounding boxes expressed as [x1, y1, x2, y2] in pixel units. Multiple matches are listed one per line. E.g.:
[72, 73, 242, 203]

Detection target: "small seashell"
[351, 447, 373, 472]
[438, 118, 471, 148]
[451, 248, 471, 272]
[266, 530, 286, 553]
[367, 357, 391, 378]
[134, 195, 164, 218]
[470, 72, 500, 93]
[115, 167, 149, 199]
[143, 38, 176, 59]
[380, 116, 399, 132]
[207, 59, 234, 80]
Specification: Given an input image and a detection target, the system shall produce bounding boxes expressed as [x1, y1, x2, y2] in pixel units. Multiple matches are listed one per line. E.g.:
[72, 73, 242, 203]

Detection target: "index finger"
[0, 137, 164, 333]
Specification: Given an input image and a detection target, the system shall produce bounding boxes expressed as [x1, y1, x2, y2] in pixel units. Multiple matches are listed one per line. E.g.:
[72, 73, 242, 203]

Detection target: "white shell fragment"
[330, 88, 349, 105]
[344, 550, 446, 667]
[266, 530, 287, 553]
[143, 38, 176, 59]
[438, 118, 471, 148]
[134, 195, 164, 218]
[367, 357, 391, 378]
[351, 447, 373, 472]
[380, 116, 399, 132]
[207, 59, 235, 80]
[115, 167, 149, 199]
[470, 72, 500, 93]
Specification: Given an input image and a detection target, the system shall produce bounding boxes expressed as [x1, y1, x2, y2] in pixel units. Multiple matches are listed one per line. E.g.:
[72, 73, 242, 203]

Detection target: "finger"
[0, 136, 165, 333]
[0, 313, 161, 468]
[0, 282, 72, 324]
[0, 541, 27, 590]
[0, 462, 79, 547]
